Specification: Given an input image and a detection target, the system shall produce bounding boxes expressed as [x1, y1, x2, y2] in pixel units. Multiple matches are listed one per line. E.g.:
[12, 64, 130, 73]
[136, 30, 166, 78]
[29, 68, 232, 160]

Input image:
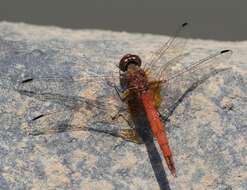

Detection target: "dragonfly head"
[119, 54, 142, 72]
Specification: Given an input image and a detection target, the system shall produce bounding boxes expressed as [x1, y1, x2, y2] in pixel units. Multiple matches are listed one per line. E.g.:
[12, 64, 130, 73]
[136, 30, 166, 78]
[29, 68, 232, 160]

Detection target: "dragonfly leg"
[114, 85, 129, 102]
[117, 128, 143, 144]
[111, 109, 133, 128]
[110, 110, 143, 144]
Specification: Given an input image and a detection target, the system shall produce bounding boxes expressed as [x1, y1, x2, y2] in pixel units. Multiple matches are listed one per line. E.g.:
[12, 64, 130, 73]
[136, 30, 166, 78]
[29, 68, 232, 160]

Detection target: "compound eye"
[119, 54, 142, 72]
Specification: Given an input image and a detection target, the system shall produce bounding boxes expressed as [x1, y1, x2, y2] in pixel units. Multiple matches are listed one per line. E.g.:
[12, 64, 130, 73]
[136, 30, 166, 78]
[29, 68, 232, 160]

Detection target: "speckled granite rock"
[0, 22, 246, 190]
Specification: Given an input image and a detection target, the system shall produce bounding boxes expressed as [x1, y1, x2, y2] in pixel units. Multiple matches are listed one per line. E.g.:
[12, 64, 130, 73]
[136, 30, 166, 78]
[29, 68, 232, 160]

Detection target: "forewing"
[144, 22, 190, 79]
[13, 73, 131, 136]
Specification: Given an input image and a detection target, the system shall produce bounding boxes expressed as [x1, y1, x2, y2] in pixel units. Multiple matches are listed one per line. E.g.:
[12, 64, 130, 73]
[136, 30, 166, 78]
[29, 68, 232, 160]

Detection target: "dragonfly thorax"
[125, 64, 149, 93]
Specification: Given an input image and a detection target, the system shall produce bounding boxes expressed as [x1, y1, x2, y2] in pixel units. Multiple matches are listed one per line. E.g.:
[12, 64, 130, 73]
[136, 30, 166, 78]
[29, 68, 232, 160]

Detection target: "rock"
[0, 21, 246, 190]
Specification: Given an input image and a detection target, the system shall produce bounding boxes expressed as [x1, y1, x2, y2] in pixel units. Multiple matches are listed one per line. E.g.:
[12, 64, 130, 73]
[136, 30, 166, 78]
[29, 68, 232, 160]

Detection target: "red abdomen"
[140, 91, 177, 177]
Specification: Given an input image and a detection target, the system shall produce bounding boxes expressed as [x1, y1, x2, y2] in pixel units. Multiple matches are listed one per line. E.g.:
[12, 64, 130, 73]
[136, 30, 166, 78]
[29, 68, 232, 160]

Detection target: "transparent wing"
[144, 22, 190, 78]
[12, 73, 135, 137]
[19, 74, 120, 94]
[156, 49, 233, 120]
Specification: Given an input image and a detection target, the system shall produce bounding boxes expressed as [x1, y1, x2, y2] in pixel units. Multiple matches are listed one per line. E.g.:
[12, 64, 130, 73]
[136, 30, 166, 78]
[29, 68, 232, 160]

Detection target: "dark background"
[0, 0, 246, 41]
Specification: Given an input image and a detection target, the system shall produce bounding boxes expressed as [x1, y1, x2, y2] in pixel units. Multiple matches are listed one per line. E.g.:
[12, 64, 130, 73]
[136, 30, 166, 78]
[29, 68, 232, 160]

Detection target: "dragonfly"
[14, 22, 232, 177]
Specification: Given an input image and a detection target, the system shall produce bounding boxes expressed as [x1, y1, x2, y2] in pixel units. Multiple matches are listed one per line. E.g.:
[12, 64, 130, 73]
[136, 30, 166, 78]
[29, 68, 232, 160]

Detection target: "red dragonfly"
[16, 22, 232, 177]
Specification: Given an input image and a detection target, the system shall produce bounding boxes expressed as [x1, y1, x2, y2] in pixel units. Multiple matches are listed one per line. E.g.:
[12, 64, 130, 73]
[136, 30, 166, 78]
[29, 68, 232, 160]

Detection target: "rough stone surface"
[0, 22, 246, 190]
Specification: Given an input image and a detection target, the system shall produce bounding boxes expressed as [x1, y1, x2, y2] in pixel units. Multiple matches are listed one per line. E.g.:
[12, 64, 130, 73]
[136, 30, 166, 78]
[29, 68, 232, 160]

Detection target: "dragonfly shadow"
[132, 111, 171, 190]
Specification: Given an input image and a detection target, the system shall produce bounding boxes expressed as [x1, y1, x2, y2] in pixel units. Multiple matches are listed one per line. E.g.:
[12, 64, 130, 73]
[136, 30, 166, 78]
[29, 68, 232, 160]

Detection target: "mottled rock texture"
[0, 22, 246, 190]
